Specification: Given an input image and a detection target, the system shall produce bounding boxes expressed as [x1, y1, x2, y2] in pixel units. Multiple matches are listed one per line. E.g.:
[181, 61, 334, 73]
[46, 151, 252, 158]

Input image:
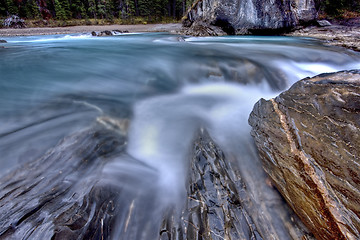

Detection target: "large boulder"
[183, 0, 318, 35]
[162, 130, 314, 240]
[249, 70, 360, 240]
[3, 15, 26, 28]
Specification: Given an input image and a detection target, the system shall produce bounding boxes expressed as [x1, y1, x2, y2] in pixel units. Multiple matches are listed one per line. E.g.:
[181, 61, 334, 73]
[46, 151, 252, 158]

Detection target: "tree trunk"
[172, 0, 176, 18]
[134, 0, 139, 16]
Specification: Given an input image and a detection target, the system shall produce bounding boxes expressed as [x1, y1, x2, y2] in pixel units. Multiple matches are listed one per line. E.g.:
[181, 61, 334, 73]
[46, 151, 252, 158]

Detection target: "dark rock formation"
[3, 15, 26, 28]
[249, 70, 360, 240]
[0, 122, 128, 239]
[161, 130, 314, 240]
[0, 118, 315, 239]
[91, 30, 129, 37]
[0, 40, 6, 43]
[182, 0, 318, 35]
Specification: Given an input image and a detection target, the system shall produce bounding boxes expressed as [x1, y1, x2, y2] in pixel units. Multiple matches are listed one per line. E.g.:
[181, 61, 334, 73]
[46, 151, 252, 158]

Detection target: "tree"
[23, 0, 41, 19]
[0, 0, 193, 21]
[97, 0, 106, 18]
[70, 0, 86, 18]
[6, 0, 18, 15]
[88, 0, 96, 18]
[54, 0, 70, 20]
[320, 0, 360, 16]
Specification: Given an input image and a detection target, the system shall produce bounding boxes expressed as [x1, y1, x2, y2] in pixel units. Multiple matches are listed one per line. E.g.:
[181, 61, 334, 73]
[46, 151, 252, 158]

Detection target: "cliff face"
[183, 0, 318, 35]
[249, 70, 360, 240]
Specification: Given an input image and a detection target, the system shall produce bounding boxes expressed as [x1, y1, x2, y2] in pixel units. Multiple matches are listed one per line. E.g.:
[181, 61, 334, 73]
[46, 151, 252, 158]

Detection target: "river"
[0, 33, 359, 239]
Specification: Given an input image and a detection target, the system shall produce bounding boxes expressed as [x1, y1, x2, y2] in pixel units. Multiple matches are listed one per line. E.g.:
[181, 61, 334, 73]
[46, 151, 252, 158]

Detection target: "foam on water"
[125, 82, 275, 204]
[5, 34, 93, 43]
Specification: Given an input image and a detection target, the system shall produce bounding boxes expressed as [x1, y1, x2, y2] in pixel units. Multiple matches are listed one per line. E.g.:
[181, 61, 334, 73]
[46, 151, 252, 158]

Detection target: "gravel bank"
[0, 23, 182, 37]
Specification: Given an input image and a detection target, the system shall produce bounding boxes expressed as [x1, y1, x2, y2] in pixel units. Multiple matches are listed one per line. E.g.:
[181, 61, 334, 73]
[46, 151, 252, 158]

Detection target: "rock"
[181, 20, 227, 36]
[249, 70, 360, 240]
[103, 30, 112, 36]
[288, 24, 360, 52]
[161, 130, 315, 239]
[91, 30, 129, 37]
[0, 40, 7, 43]
[3, 15, 26, 28]
[317, 19, 332, 27]
[182, 0, 318, 35]
[0, 125, 127, 239]
[0, 122, 315, 239]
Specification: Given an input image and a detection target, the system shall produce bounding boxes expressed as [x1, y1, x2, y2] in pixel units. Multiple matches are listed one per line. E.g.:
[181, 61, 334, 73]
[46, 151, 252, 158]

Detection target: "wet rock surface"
[249, 70, 360, 240]
[91, 30, 129, 36]
[0, 123, 315, 239]
[161, 131, 314, 240]
[0, 124, 127, 239]
[181, 0, 318, 36]
[181, 20, 227, 36]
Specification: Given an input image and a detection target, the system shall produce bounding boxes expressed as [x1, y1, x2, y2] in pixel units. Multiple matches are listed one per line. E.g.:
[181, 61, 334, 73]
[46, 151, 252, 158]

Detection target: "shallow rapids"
[0, 33, 360, 239]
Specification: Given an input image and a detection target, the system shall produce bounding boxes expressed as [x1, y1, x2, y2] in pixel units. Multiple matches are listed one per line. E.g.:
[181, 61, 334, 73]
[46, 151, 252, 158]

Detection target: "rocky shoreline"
[0, 23, 182, 37]
[287, 19, 360, 52]
[1, 21, 359, 53]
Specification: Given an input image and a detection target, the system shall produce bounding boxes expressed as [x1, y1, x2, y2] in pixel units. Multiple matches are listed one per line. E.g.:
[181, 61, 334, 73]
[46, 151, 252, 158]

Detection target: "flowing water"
[0, 33, 359, 239]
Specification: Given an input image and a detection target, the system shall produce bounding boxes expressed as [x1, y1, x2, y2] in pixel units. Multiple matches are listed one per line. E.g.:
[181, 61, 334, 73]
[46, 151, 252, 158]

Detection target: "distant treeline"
[0, 0, 195, 21]
[0, 0, 359, 22]
[320, 0, 360, 16]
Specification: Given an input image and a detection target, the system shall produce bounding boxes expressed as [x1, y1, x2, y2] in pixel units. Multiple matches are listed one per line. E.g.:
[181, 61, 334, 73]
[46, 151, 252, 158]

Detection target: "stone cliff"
[183, 0, 318, 36]
[249, 70, 360, 240]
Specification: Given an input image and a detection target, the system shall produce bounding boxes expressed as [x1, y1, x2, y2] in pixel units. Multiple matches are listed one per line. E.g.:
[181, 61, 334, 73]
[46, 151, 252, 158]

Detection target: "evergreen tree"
[54, 0, 70, 20]
[88, 0, 96, 18]
[0, 0, 8, 16]
[23, 0, 41, 18]
[97, 0, 106, 18]
[6, 0, 18, 15]
[70, 0, 86, 18]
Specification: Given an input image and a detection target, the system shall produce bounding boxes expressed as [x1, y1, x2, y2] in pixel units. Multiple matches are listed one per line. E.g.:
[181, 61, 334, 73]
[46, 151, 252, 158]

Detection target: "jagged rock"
[249, 70, 360, 240]
[161, 130, 314, 240]
[316, 19, 332, 27]
[3, 15, 26, 28]
[181, 20, 227, 36]
[182, 0, 318, 35]
[0, 121, 315, 239]
[91, 30, 129, 37]
[0, 40, 7, 43]
[0, 124, 128, 239]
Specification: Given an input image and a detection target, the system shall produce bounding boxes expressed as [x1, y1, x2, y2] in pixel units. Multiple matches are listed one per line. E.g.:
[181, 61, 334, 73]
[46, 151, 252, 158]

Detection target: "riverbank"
[1, 21, 359, 53]
[287, 22, 360, 52]
[0, 23, 182, 36]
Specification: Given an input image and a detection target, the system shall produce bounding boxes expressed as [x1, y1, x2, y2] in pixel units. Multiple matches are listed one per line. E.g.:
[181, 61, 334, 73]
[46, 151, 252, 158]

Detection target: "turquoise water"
[0, 33, 360, 239]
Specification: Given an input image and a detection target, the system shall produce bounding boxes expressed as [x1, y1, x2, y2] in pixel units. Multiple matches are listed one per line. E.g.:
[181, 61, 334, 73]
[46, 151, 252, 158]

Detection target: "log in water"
[0, 33, 359, 239]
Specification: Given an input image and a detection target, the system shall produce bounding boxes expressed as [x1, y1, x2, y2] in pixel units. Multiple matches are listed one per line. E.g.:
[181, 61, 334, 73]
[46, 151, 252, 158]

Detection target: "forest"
[0, 0, 194, 22]
[0, 0, 359, 23]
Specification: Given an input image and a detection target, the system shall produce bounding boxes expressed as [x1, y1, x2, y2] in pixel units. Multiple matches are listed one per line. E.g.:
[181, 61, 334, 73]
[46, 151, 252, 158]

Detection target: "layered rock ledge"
[249, 70, 360, 240]
[288, 18, 360, 52]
